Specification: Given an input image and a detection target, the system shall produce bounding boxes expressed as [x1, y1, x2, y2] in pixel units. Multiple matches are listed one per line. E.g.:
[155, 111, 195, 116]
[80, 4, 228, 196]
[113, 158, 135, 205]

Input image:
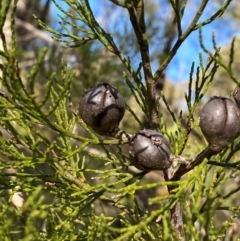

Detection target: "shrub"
[1, 0, 239, 240]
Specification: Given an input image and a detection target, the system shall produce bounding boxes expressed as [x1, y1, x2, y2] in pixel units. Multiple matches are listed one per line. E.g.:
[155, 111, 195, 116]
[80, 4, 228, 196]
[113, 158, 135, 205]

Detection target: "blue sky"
[49, 1, 239, 83]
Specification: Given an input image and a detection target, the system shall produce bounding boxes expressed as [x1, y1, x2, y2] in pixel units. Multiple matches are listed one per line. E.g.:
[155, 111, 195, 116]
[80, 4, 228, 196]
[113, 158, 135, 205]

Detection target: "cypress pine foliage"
[1, 0, 240, 240]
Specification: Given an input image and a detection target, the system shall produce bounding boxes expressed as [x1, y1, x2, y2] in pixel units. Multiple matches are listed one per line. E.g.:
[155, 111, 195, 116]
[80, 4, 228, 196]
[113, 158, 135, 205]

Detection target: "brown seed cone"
[128, 129, 171, 171]
[79, 83, 125, 136]
[200, 96, 240, 153]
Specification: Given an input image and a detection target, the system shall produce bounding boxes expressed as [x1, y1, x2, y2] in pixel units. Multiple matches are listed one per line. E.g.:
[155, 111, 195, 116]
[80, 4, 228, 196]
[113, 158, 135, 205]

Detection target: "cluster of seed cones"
[79, 83, 240, 171]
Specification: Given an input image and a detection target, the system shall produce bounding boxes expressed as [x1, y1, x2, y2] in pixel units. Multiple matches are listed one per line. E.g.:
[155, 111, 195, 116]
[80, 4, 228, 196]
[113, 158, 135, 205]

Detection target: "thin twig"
[162, 147, 212, 240]
[160, 165, 185, 241]
[171, 147, 212, 181]
[156, 0, 183, 92]
[16, 18, 54, 43]
[127, 1, 158, 129]
[163, 165, 185, 240]
[154, 0, 209, 80]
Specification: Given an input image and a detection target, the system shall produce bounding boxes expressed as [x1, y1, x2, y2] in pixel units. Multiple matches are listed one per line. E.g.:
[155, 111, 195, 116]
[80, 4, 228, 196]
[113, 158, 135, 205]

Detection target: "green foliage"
[1, 0, 240, 240]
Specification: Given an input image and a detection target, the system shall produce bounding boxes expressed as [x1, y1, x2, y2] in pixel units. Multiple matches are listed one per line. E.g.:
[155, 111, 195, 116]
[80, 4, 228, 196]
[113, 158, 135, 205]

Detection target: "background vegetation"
[1, 0, 240, 240]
